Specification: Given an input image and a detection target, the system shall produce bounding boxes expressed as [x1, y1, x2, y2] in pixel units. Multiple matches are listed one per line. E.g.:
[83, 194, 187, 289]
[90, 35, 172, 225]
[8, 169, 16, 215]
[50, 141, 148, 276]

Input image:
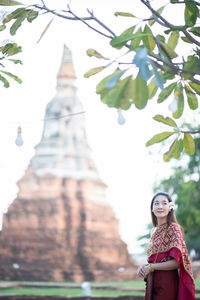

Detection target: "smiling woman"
[137, 192, 195, 300]
[151, 192, 177, 227]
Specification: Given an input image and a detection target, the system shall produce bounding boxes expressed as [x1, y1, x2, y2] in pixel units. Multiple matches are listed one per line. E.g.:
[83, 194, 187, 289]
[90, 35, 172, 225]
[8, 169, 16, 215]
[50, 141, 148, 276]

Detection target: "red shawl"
[147, 223, 195, 300]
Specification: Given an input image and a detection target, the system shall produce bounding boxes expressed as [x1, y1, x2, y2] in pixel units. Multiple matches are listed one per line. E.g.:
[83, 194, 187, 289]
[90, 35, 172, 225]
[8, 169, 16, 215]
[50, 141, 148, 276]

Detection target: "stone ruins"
[0, 46, 137, 282]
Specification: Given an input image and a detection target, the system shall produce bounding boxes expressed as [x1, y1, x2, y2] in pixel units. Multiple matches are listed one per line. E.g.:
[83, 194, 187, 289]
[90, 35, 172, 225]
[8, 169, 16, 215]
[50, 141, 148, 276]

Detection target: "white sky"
[0, 0, 195, 254]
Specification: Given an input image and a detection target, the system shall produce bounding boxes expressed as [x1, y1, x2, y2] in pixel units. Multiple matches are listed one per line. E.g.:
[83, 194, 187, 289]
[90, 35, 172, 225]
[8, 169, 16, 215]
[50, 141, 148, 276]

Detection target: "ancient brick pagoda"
[0, 46, 137, 282]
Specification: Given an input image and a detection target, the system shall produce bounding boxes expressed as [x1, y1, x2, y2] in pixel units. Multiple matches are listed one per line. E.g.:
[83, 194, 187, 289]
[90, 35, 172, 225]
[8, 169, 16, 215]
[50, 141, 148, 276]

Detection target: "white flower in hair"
[169, 202, 175, 210]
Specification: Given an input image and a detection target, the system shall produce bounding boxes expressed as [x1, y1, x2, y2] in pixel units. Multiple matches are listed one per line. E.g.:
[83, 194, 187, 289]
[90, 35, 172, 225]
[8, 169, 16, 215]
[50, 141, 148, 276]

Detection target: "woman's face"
[152, 195, 170, 220]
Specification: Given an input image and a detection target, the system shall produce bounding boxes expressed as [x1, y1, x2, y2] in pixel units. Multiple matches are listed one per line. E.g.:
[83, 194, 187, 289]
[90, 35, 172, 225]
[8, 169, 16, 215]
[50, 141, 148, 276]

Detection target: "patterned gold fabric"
[147, 222, 193, 280]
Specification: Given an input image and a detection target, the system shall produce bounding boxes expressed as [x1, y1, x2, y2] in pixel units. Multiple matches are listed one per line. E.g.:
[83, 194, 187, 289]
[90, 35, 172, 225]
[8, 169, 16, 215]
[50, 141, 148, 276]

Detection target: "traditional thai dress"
[145, 222, 195, 300]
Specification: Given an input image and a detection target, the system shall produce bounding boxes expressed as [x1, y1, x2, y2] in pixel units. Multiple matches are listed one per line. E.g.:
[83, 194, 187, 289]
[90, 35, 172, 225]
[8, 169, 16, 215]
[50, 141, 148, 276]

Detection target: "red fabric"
[144, 272, 153, 300]
[152, 270, 178, 300]
[147, 223, 195, 300]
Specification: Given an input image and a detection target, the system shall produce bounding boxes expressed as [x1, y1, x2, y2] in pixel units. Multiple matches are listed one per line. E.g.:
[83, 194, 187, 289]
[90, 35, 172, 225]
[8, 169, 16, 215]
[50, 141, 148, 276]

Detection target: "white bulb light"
[117, 109, 126, 125]
[15, 126, 24, 146]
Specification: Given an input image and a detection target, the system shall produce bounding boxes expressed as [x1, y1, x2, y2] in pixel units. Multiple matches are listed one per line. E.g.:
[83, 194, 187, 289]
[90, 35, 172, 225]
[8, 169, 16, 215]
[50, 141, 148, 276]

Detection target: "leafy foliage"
[0, 0, 200, 160]
[0, 42, 22, 87]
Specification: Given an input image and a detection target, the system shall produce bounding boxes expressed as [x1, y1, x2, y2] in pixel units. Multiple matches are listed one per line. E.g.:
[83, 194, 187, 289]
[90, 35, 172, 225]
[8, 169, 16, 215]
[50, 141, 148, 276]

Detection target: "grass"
[0, 281, 146, 297]
[0, 288, 144, 297]
[0, 280, 199, 297]
[91, 281, 146, 289]
[0, 288, 82, 296]
[0, 280, 146, 288]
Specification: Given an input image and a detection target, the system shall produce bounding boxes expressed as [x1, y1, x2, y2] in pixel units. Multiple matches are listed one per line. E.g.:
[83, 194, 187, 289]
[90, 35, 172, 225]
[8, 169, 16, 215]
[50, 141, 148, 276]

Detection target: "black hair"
[150, 192, 178, 227]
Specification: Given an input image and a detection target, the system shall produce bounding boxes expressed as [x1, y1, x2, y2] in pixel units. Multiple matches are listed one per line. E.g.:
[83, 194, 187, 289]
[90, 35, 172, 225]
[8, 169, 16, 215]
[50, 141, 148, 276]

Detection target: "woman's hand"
[137, 264, 150, 279]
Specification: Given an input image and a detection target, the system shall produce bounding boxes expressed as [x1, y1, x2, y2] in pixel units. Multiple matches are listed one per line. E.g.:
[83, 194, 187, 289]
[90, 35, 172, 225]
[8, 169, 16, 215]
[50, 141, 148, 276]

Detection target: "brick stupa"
[0, 46, 137, 282]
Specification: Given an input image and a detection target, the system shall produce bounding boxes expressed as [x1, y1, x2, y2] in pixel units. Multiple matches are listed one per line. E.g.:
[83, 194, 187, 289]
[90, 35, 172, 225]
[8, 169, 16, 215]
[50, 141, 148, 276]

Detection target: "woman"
[137, 192, 195, 300]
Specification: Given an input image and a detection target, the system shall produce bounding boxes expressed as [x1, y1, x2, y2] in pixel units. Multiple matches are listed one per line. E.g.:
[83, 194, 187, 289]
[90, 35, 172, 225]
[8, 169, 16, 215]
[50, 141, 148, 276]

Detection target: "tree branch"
[34, 1, 200, 81]
[140, 0, 200, 46]
[34, 4, 93, 21]
[181, 130, 200, 134]
[66, 5, 113, 39]
[148, 52, 179, 72]
[182, 29, 200, 46]
[140, 0, 184, 30]
[188, 78, 200, 85]
[87, 9, 116, 37]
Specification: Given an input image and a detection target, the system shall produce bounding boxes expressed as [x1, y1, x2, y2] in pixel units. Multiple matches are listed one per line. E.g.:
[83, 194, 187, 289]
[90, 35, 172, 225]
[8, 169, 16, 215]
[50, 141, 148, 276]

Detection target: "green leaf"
[157, 82, 177, 103]
[101, 76, 132, 109]
[163, 138, 179, 162]
[0, 70, 22, 83]
[146, 131, 175, 147]
[8, 58, 22, 64]
[86, 48, 110, 60]
[153, 114, 178, 128]
[188, 82, 200, 95]
[10, 12, 28, 35]
[120, 76, 134, 110]
[114, 12, 136, 18]
[181, 36, 193, 44]
[185, 84, 198, 110]
[148, 80, 158, 99]
[96, 69, 122, 94]
[84, 66, 106, 78]
[189, 27, 200, 37]
[2, 43, 22, 56]
[27, 10, 39, 23]
[0, 74, 9, 87]
[132, 75, 148, 109]
[167, 31, 179, 50]
[110, 33, 134, 49]
[0, 0, 22, 5]
[159, 41, 178, 59]
[149, 6, 165, 26]
[3, 8, 26, 24]
[183, 55, 199, 72]
[172, 84, 184, 119]
[120, 25, 135, 35]
[110, 32, 150, 49]
[131, 27, 143, 48]
[183, 133, 195, 155]
[143, 25, 156, 51]
[37, 18, 54, 43]
[173, 139, 183, 159]
[157, 34, 165, 43]
[164, 29, 172, 35]
[0, 25, 6, 31]
[185, 2, 198, 27]
[162, 73, 175, 81]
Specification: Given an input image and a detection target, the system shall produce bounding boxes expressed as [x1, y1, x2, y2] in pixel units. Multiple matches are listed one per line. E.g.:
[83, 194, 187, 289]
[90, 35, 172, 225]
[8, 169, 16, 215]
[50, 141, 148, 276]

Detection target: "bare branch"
[87, 9, 116, 37]
[34, 4, 93, 21]
[66, 5, 113, 39]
